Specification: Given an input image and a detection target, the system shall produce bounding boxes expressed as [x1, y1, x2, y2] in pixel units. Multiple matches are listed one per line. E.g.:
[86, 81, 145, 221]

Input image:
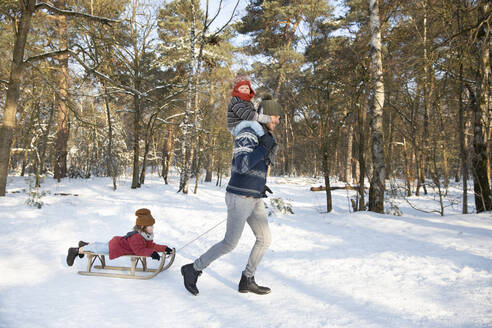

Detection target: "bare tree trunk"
[314, 151, 319, 178]
[151, 136, 158, 175]
[471, 0, 492, 212]
[204, 82, 215, 183]
[322, 144, 332, 213]
[131, 93, 141, 189]
[140, 115, 156, 186]
[482, 0, 492, 207]
[205, 167, 213, 182]
[358, 86, 368, 211]
[346, 119, 354, 183]
[21, 147, 28, 176]
[178, 2, 196, 194]
[274, 70, 285, 101]
[283, 111, 295, 176]
[368, 0, 386, 213]
[21, 104, 37, 177]
[403, 138, 412, 196]
[140, 132, 151, 186]
[188, 57, 205, 192]
[216, 166, 223, 187]
[342, 109, 353, 183]
[35, 104, 55, 187]
[289, 113, 295, 176]
[216, 170, 222, 187]
[194, 166, 201, 193]
[193, 134, 202, 194]
[178, 0, 238, 189]
[179, 0, 215, 192]
[419, 0, 433, 196]
[54, 0, 69, 182]
[470, 86, 492, 212]
[85, 127, 96, 177]
[0, 0, 36, 196]
[430, 140, 444, 216]
[443, 145, 450, 191]
[386, 111, 393, 180]
[129, 2, 142, 190]
[205, 135, 215, 182]
[333, 140, 338, 179]
[103, 84, 117, 190]
[415, 146, 423, 196]
[162, 125, 174, 185]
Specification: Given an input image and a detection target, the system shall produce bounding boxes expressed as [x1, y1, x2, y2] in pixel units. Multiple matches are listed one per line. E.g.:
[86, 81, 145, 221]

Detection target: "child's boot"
[66, 247, 79, 266]
[78, 241, 89, 258]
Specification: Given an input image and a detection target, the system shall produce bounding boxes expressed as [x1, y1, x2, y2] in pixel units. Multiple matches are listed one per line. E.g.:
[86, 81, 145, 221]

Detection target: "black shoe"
[238, 274, 271, 295]
[78, 241, 89, 258]
[66, 247, 79, 266]
[181, 263, 202, 296]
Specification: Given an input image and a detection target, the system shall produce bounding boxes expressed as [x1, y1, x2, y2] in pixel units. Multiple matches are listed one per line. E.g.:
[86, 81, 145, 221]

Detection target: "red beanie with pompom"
[232, 75, 255, 101]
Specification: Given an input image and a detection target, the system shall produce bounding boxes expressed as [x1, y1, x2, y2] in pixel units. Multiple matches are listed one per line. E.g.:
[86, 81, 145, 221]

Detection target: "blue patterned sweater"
[226, 122, 268, 198]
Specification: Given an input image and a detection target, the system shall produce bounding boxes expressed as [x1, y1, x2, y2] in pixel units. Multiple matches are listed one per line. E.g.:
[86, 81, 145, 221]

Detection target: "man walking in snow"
[181, 97, 281, 296]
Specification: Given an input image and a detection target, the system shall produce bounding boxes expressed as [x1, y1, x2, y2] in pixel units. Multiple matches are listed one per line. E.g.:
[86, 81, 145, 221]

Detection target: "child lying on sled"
[66, 208, 173, 266]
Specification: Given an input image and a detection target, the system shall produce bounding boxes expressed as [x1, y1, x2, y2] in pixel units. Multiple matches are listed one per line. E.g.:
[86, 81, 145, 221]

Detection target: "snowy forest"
[0, 0, 491, 214]
[1, 1, 492, 328]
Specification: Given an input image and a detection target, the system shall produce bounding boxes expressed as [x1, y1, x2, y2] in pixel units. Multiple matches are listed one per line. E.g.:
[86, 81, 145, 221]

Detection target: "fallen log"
[54, 192, 79, 196]
[310, 185, 360, 191]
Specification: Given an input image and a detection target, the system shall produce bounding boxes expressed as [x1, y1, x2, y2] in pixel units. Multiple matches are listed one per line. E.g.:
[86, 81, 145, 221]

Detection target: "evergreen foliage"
[0, 0, 490, 213]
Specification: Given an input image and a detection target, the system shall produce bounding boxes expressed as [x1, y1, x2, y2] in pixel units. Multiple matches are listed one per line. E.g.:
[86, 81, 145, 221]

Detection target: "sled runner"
[78, 248, 176, 280]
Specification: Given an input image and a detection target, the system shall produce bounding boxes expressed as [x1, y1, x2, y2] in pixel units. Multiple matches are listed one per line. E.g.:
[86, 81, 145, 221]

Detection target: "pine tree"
[158, 0, 237, 193]
[237, 0, 332, 176]
[0, 0, 116, 196]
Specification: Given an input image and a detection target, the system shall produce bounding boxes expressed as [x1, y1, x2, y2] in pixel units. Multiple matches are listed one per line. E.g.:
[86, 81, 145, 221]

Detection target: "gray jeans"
[194, 192, 271, 277]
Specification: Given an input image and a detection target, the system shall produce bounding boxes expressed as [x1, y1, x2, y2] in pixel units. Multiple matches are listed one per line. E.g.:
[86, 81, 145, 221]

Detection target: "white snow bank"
[0, 175, 490, 328]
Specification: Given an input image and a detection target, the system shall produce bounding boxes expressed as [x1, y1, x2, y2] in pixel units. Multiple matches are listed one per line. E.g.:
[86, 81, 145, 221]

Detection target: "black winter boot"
[66, 247, 79, 266]
[238, 274, 271, 295]
[78, 241, 89, 258]
[181, 263, 202, 296]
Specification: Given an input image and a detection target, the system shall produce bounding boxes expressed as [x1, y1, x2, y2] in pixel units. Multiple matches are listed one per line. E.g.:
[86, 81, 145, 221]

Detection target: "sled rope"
[177, 218, 227, 252]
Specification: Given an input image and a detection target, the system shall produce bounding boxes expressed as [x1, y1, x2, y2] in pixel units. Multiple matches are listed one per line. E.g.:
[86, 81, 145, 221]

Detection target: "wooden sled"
[78, 248, 176, 280]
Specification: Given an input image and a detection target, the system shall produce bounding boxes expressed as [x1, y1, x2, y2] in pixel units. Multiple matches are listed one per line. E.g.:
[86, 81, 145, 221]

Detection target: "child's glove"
[165, 247, 173, 255]
[151, 251, 161, 261]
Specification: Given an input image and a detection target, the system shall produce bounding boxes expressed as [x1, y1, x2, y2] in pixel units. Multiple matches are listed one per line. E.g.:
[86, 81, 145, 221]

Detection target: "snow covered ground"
[0, 174, 491, 328]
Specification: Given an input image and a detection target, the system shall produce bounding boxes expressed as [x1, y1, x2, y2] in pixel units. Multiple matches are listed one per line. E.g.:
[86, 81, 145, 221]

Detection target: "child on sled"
[227, 75, 280, 137]
[66, 208, 173, 266]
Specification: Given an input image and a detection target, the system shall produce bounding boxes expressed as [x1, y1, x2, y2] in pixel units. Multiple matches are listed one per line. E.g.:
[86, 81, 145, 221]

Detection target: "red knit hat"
[232, 75, 255, 101]
[135, 208, 155, 226]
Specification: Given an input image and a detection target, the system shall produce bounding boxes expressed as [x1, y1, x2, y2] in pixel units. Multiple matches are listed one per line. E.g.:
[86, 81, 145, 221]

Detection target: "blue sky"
[198, 0, 349, 72]
[199, 0, 247, 32]
[200, 0, 348, 31]
[199, 0, 348, 44]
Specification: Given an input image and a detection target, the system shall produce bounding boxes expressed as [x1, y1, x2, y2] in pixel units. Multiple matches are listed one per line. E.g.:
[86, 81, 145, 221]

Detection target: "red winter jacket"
[108, 233, 168, 260]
